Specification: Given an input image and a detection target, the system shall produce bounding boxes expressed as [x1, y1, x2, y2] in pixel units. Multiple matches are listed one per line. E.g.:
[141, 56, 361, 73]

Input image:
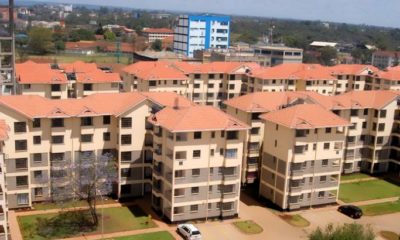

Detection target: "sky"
[29, 0, 400, 28]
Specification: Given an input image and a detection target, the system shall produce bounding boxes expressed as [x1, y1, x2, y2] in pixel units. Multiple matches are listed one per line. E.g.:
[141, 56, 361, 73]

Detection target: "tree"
[54, 40, 65, 51]
[95, 23, 104, 35]
[318, 46, 337, 66]
[309, 223, 375, 240]
[151, 39, 162, 51]
[28, 27, 53, 55]
[51, 151, 117, 226]
[104, 30, 116, 41]
[69, 29, 95, 42]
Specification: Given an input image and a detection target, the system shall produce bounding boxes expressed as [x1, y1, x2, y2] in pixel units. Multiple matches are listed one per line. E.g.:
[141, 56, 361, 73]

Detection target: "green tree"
[54, 40, 65, 51]
[28, 27, 53, 55]
[69, 29, 95, 42]
[318, 46, 337, 66]
[151, 39, 162, 51]
[104, 30, 116, 41]
[95, 23, 104, 35]
[309, 223, 375, 240]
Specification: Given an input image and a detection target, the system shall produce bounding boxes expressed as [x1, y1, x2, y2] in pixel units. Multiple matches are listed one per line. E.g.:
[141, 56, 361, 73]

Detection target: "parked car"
[177, 223, 202, 240]
[338, 205, 363, 219]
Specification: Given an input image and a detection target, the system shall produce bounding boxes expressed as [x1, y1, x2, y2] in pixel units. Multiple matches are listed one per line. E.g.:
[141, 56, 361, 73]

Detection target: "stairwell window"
[225, 149, 238, 159]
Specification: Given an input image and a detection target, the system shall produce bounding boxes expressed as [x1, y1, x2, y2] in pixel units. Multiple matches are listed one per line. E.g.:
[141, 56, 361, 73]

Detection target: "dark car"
[338, 205, 363, 219]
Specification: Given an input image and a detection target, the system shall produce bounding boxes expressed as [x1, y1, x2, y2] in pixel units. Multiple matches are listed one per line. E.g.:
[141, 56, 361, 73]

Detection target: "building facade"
[142, 28, 174, 43]
[174, 15, 230, 57]
[371, 51, 400, 69]
[147, 105, 249, 222]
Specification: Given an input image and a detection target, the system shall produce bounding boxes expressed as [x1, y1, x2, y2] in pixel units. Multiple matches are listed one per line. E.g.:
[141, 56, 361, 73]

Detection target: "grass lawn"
[380, 231, 399, 240]
[33, 199, 116, 210]
[359, 200, 400, 216]
[25, 54, 131, 64]
[18, 206, 156, 240]
[108, 231, 175, 240]
[339, 179, 400, 203]
[279, 214, 310, 228]
[232, 220, 263, 234]
[340, 173, 372, 182]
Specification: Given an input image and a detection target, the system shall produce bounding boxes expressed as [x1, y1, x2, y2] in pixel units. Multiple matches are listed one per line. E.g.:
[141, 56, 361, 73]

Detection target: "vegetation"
[151, 39, 163, 51]
[69, 29, 96, 42]
[360, 200, 400, 216]
[232, 220, 263, 234]
[104, 30, 117, 41]
[318, 47, 338, 66]
[110, 231, 175, 240]
[25, 54, 131, 64]
[339, 179, 400, 203]
[33, 198, 116, 211]
[309, 223, 375, 240]
[280, 214, 310, 227]
[380, 231, 399, 240]
[18, 206, 156, 240]
[27, 27, 53, 55]
[340, 173, 372, 182]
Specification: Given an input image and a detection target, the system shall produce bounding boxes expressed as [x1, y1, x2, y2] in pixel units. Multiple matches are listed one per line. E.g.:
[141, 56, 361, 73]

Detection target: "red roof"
[330, 64, 379, 76]
[122, 61, 189, 80]
[142, 28, 173, 34]
[16, 61, 68, 84]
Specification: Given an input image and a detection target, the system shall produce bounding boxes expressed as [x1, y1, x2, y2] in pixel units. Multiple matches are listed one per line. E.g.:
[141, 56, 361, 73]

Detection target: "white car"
[177, 223, 202, 240]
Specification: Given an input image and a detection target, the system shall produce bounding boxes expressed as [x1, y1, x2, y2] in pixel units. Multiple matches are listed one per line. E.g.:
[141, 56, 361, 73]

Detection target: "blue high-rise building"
[173, 15, 231, 57]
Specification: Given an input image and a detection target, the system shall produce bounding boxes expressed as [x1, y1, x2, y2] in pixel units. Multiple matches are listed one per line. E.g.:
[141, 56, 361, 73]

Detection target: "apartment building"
[0, 92, 194, 209]
[244, 63, 338, 95]
[224, 91, 319, 184]
[174, 15, 230, 57]
[253, 44, 303, 66]
[142, 28, 174, 43]
[16, 61, 121, 99]
[147, 105, 249, 222]
[330, 64, 379, 92]
[313, 91, 400, 174]
[259, 104, 350, 210]
[0, 120, 9, 239]
[366, 68, 400, 91]
[371, 50, 400, 69]
[122, 61, 260, 107]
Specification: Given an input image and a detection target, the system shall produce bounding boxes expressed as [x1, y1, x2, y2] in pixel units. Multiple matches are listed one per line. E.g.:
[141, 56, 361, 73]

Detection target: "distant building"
[309, 41, 338, 48]
[141, 28, 174, 43]
[372, 50, 400, 69]
[174, 15, 230, 57]
[253, 44, 303, 66]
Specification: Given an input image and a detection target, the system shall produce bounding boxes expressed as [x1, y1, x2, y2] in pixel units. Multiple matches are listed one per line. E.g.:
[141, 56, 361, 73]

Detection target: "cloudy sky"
[30, 0, 400, 28]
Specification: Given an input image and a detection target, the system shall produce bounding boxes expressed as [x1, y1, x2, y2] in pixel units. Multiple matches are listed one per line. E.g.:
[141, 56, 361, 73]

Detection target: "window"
[51, 84, 61, 92]
[325, 128, 331, 133]
[23, 84, 31, 89]
[175, 170, 184, 178]
[318, 191, 325, 198]
[377, 136, 384, 144]
[320, 176, 327, 182]
[219, 148, 224, 156]
[194, 132, 202, 139]
[250, 127, 260, 135]
[51, 118, 64, 128]
[50, 153, 65, 162]
[17, 193, 29, 205]
[211, 131, 215, 138]
[121, 134, 132, 145]
[34, 170, 42, 179]
[380, 110, 387, 118]
[121, 151, 132, 162]
[52, 135, 64, 144]
[121, 118, 132, 128]
[225, 149, 238, 159]
[209, 74, 215, 79]
[16, 176, 28, 186]
[34, 187, 43, 196]
[33, 119, 41, 128]
[190, 204, 198, 212]
[14, 122, 27, 133]
[15, 158, 27, 169]
[322, 159, 329, 167]
[149, 81, 156, 87]
[210, 149, 214, 156]
[222, 202, 234, 211]
[221, 131, 225, 138]
[193, 150, 201, 158]
[274, 140, 277, 147]
[363, 109, 368, 115]
[229, 84, 235, 90]
[111, 82, 119, 88]
[81, 134, 93, 143]
[103, 132, 111, 141]
[15, 140, 27, 151]
[350, 109, 358, 116]
[323, 143, 330, 150]
[226, 131, 239, 140]
[33, 153, 42, 162]
[192, 169, 200, 176]
[378, 123, 385, 131]
[362, 122, 367, 129]
[103, 116, 111, 125]
[83, 84, 93, 91]
[33, 135, 41, 144]
[81, 117, 93, 126]
[121, 168, 131, 177]
[191, 187, 199, 195]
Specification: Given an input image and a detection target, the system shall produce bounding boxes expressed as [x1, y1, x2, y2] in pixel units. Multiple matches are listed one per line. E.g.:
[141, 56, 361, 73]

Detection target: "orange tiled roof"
[0, 92, 193, 119]
[148, 105, 250, 132]
[173, 61, 259, 74]
[374, 69, 400, 81]
[76, 71, 121, 83]
[324, 91, 400, 110]
[122, 61, 189, 80]
[224, 91, 316, 112]
[59, 61, 98, 73]
[330, 64, 379, 75]
[16, 61, 68, 84]
[249, 63, 336, 81]
[142, 28, 173, 34]
[0, 119, 9, 141]
[260, 104, 350, 129]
